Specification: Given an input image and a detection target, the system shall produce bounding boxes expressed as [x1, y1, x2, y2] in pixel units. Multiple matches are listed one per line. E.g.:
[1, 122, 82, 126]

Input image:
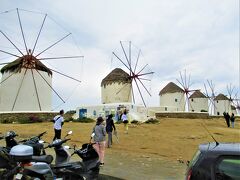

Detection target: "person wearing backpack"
[53, 109, 64, 141]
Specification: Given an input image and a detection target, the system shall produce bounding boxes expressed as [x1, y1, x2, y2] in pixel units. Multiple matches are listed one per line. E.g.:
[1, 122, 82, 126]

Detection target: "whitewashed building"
[0, 55, 52, 111]
[159, 82, 185, 112]
[189, 90, 208, 112]
[214, 93, 231, 115]
[101, 68, 132, 104]
[76, 103, 148, 122]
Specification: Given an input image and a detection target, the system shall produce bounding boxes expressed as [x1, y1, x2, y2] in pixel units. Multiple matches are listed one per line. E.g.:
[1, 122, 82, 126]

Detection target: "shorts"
[123, 120, 128, 124]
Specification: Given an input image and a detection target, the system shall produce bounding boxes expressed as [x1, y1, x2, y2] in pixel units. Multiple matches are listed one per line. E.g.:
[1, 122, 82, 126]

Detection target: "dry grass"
[0, 117, 239, 162]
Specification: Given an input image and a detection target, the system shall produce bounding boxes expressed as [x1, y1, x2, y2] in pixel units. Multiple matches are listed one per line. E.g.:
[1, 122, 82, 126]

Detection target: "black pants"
[53, 129, 61, 141]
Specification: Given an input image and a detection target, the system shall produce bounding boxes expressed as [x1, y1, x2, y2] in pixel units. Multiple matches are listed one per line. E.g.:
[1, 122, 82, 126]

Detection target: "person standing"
[92, 116, 106, 167]
[230, 113, 235, 128]
[53, 109, 64, 141]
[121, 110, 129, 134]
[226, 112, 230, 128]
[106, 114, 116, 148]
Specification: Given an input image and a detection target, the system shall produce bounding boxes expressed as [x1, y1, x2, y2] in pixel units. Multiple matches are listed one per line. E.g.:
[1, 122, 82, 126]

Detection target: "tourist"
[106, 114, 116, 148]
[230, 113, 235, 128]
[53, 109, 64, 141]
[92, 116, 106, 167]
[223, 112, 230, 127]
[121, 110, 129, 134]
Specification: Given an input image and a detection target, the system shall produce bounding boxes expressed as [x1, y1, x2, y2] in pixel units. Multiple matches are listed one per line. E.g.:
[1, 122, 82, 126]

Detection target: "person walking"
[92, 116, 106, 167]
[53, 109, 64, 141]
[226, 112, 230, 127]
[106, 114, 116, 148]
[121, 110, 129, 134]
[230, 113, 235, 128]
[223, 112, 230, 127]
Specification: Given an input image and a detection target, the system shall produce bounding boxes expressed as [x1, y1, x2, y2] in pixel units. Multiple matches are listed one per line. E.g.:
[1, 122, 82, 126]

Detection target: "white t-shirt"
[121, 114, 128, 121]
[53, 115, 64, 130]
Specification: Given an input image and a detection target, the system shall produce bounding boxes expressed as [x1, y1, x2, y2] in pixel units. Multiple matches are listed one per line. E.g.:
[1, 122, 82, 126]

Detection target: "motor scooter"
[46, 131, 100, 180]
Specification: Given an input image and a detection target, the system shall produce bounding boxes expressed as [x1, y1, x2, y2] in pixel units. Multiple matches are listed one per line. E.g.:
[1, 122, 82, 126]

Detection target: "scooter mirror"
[39, 140, 45, 144]
[64, 145, 70, 149]
[68, 131, 73, 135]
[91, 133, 95, 138]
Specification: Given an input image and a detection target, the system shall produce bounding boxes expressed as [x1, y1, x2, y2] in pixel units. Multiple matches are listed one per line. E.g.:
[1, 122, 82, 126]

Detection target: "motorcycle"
[42, 131, 100, 179]
[0, 131, 49, 179]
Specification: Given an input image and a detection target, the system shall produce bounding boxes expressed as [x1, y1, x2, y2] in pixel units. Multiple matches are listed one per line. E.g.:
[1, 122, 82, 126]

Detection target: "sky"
[0, 0, 239, 111]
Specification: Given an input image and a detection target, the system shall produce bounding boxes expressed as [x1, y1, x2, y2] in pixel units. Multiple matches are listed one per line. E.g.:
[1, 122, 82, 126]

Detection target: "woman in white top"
[121, 110, 129, 134]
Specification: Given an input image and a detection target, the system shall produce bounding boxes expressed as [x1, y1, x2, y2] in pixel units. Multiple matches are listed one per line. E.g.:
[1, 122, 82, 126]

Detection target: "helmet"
[6, 131, 17, 138]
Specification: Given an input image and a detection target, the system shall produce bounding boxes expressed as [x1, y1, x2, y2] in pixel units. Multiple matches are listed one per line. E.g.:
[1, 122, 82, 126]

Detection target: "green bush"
[145, 118, 159, 124]
[74, 118, 95, 123]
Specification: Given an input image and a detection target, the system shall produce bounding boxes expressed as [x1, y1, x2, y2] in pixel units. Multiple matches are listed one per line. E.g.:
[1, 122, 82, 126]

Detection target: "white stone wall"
[159, 92, 185, 111]
[101, 82, 132, 104]
[214, 100, 231, 115]
[0, 68, 52, 111]
[189, 98, 208, 112]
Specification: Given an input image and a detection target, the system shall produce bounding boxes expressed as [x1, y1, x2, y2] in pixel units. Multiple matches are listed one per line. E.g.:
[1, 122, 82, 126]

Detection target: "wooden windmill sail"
[176, 70, 199, 112]
[203, 80, 217, 115]
[112, 41, 154, 107]
[0, 8, 83, 111]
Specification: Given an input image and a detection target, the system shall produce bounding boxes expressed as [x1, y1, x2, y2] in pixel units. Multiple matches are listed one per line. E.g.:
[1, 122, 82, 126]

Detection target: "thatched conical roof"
[101, 68, 130, 86]
[1, 55, 52, 75]
[159, 82, 184, 95]
[214, 93, 229, 101]
[189, 90, 207, 98]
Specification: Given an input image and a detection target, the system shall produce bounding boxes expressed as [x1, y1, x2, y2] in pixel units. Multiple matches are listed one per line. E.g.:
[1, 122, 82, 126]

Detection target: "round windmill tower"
[101, 68, 132, 104]
[0, 54, 52, 111]
[0, 8, 83, 111]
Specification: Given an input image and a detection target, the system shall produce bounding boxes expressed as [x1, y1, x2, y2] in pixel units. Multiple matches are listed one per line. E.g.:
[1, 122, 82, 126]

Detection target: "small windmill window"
[165, 107, 167, 111]
[191, 99, 194, 102]
[175, 99, 178, 102]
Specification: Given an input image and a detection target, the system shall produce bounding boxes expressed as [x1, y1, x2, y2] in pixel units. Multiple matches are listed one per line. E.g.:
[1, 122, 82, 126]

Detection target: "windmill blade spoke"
[0, 30, 24, 56]
[112, 52, 132, 72]
[17, 8, 28, 54]
[184, 70, 187, 89]
[131, 83, 135, 104]
[188, 73, 191, 89]
[12, 68, 28, 111]
[136, 64, 148, 75]
[129, 41, 132, 75]
[137, 72, 154, 77]
[176, 78, 185, 89]
[49, 68, 81, 83]
[133, 50, 141, 74]
[39, 55, 84, 60]
[31, 69, 41, 111]
[120, 41, 130, 67]
[0, 49, 21, 58]
[133, 78, 146, 107]
[204, 83, 209, 97]
[0, 71, 15, 85]
[32, 14, 47, 55]
[136, 77, 151, 96]
[116, 82, 129, 95]
[179, 71, 185, 87]
[35, 69, 65, 103]
[35, 33, 71, 58]
[138, 77, 151, 81]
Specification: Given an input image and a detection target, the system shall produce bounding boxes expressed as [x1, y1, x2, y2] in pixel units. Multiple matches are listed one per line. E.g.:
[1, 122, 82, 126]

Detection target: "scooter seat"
[51, 163, 73, 169]
[31, 155, 53, 164]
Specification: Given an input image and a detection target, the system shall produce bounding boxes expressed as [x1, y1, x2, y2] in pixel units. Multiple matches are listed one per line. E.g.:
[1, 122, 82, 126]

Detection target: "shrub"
[145, 118, 159, 124]
[71, 118, 95, 123]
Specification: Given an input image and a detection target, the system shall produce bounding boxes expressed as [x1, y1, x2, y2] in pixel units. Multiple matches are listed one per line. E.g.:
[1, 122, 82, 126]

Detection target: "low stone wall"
[0, 112, 58, 123]
[155, 112, 210, 119]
